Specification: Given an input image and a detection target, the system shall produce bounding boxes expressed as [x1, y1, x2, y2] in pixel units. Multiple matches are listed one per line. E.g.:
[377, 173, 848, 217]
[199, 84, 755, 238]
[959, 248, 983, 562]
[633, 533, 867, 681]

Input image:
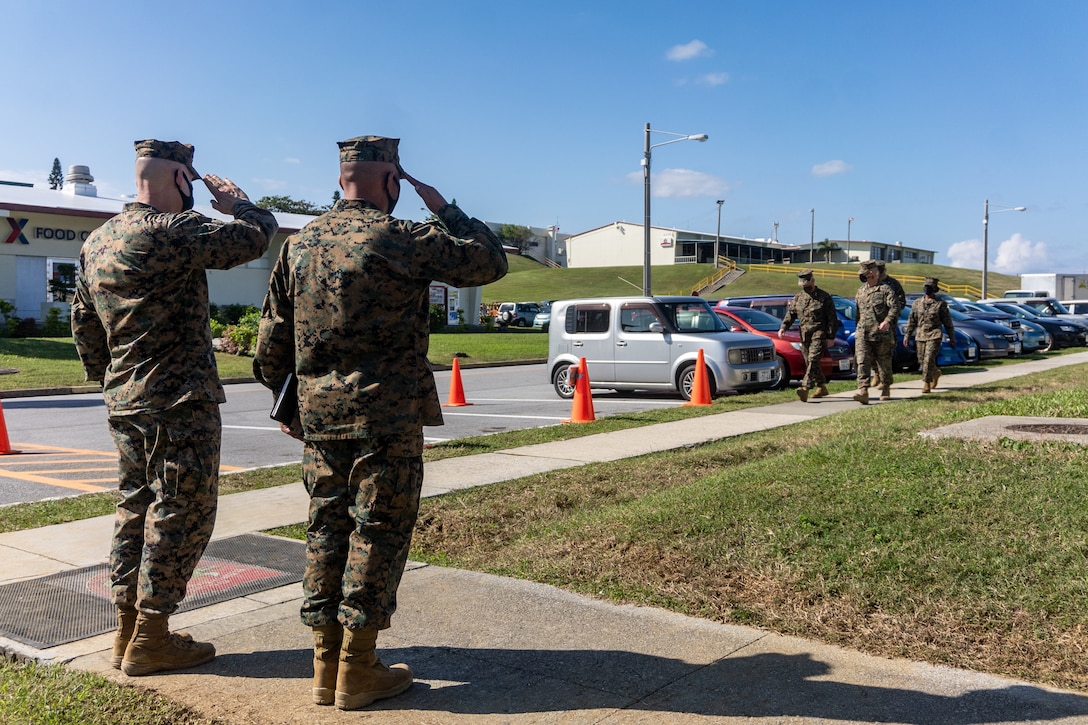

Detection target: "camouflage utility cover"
[72, 202, 278, 413]
[253, 199, 508, 442]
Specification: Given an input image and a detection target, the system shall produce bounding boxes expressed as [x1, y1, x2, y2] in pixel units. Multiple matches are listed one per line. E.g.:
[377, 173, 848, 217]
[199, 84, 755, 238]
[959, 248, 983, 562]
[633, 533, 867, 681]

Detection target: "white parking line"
[440, 412, 568, 421]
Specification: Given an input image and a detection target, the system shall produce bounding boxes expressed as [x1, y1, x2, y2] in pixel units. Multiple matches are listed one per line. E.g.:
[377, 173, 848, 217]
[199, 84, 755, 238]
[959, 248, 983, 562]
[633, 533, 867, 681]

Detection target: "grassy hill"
[484, 256, 1021, 303]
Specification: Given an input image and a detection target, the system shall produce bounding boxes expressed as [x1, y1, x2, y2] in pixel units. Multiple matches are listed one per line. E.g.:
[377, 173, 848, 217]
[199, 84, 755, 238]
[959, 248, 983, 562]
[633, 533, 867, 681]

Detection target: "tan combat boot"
[879, 384, 891, 401]
[110, 606, 137, 669]
[811, 385, 829, 398]
[796, 387, 808, 402]
[932, 370, 941, 388]
[121, 612, 215, 677]
[335, 627, 413, 710]
[853, 388, 869, 405]
[312, 622, 344, 706]
[922, 381, 932, 394]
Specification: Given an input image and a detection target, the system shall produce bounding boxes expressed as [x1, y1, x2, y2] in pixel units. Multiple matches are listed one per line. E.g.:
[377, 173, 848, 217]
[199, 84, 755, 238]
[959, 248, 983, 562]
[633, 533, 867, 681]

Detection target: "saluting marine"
[72, 139, 277, 677]
[253, 135, 507, 710]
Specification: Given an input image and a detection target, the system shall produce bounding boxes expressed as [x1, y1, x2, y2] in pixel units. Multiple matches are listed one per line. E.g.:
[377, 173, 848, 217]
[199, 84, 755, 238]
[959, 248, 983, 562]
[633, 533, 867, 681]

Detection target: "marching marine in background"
[253, 135, 508, 710]
[905, 277, 955, 393]
[71, 139, 278, 676]
[779, 269, 838, 402]
[854, 260, 903, 404]
[870, 259, 906, 388]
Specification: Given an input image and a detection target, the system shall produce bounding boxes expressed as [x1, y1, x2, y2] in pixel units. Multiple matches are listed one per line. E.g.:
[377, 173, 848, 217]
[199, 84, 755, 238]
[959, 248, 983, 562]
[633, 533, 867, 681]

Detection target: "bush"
[12, 317, 37, 338]
[223, 309, 261, 356]
[42, 306, 70, 337]
[429, 304, 447, 333]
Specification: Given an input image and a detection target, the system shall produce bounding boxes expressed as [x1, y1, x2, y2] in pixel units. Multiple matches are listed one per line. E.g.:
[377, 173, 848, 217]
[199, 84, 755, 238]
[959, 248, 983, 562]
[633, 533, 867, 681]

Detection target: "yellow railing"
[688, 257, 737, 294]
[746, 265, 984, 299]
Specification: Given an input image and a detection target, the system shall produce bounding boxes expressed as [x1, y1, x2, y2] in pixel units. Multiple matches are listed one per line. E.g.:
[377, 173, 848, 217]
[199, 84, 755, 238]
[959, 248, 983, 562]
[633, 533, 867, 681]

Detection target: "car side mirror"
[648, 322, 665, 333]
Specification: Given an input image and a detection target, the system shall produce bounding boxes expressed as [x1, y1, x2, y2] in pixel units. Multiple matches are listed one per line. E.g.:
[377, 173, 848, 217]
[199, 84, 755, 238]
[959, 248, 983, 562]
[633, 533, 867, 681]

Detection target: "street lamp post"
[715, 199, 724, 268]
[642, 122, 709, 296]
[847, 217, 854, 262]
[809, 208, 815, 263]
[981, 199, 1026, 300]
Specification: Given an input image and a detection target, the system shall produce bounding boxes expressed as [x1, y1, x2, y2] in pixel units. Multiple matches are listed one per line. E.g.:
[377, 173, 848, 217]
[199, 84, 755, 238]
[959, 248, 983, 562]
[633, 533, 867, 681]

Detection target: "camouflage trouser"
[917, 338, 941, 383]
[300, 433, 424, 631]
[855, 332, 894, 390]
[799, 330, 828, 389]
[107, 402, 221, 615]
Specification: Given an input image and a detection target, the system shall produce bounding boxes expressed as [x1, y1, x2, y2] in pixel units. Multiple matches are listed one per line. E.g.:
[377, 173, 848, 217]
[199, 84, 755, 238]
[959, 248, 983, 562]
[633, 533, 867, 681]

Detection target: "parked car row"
[540, 291, 1088, 402]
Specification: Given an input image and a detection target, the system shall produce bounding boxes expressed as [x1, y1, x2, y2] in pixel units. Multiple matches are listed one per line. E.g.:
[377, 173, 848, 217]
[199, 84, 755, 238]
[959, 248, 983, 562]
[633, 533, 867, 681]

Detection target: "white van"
[547, 296, 779, 400]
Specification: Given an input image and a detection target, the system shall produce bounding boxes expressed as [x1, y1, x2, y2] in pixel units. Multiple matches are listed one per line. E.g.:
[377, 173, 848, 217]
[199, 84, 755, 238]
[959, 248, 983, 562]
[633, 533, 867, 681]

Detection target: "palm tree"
[816, 238, 839, 262]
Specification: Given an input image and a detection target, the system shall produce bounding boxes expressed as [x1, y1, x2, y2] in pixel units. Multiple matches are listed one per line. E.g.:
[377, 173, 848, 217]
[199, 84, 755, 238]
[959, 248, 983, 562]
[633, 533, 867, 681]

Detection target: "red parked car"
[714, 306, 854, 389]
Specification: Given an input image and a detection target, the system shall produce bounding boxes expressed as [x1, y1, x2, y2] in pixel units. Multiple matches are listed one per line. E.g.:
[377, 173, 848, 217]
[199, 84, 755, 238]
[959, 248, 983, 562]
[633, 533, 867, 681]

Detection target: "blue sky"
[3, 0, 1086, 274]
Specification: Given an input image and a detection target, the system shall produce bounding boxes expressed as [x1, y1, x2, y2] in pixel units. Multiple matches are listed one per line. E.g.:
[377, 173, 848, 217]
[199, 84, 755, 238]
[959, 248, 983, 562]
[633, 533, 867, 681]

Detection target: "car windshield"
[660, 301, 728, 333]
[993, 303, 1038, 319]
[723, 307, 782, 331]
[833, 296, 858, 321]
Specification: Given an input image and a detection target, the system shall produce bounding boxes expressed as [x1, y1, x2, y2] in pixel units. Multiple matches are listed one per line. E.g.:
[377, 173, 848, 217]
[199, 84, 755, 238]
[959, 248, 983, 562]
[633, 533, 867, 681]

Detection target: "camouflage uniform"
[253, 143, 507, 631]
[780, 281, 838, 390]
[872, 262, 906, 386]
[855, 272, 902, 394]
[71, 145, 277, 615]
[906, 294, 954, 386]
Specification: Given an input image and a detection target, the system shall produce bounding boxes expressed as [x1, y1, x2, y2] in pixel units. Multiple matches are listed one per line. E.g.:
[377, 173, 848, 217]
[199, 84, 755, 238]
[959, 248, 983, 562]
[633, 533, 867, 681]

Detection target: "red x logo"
[4, 217, 28, 244]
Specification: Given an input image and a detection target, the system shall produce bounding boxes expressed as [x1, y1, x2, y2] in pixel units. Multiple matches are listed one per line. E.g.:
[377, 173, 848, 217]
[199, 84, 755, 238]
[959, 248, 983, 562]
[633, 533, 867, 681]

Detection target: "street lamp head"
[1013, 206, 1027, 212]
[688, 134, 709, 142]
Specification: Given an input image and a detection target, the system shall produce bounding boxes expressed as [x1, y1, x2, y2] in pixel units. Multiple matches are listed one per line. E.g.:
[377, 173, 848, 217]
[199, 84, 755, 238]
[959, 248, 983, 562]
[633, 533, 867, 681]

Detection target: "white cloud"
[946, 239, 981, 269]
[696, 72, 729, 86]
[811, 160, 852, 177]
[283, 157, 301, 165]
[993, 233, 1053, 274]
[623, 168, 728, 198]
[666, 40, 713, 62]
[945, 234, 1052, 275]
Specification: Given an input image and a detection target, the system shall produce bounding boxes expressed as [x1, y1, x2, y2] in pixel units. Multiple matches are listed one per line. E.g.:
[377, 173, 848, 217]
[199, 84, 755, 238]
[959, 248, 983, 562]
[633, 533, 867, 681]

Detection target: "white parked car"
[547, 296, 780, 400]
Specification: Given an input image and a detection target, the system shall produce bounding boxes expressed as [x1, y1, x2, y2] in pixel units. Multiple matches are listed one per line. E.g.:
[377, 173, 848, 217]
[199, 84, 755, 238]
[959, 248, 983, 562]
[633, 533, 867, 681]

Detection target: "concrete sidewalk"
[5, 353, 1088, 723]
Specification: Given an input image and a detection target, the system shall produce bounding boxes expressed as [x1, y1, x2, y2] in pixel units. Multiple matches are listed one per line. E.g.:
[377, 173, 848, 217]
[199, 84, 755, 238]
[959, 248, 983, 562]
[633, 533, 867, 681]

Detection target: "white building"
[0, 167, 489, 326]
[563, 222, 936, 268]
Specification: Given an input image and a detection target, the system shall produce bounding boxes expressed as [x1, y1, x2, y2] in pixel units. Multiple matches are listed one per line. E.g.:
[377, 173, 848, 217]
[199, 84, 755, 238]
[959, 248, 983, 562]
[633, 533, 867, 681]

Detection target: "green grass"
[402, 365, 1088, 690]
[0, 338, 257, 392]
[0, 659, 224, 724]
[483, 256, 1022, 303]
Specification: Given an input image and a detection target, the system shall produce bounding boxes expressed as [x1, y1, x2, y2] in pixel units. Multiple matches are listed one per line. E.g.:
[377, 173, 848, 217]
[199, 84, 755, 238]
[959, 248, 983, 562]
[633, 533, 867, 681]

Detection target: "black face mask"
[924, 285, 938, 295]
[177, 178, 194, 211]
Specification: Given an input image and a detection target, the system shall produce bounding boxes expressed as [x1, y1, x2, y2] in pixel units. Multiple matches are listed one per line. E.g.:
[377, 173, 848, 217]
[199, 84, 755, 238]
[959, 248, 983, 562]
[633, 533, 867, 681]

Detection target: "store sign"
[3, 218, 92, 244]
[4, 217, 28, 244]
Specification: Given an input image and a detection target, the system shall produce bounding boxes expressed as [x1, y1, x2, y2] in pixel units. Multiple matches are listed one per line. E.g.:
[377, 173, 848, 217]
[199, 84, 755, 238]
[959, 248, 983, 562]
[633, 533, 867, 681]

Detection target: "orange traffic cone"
[0, 399, 19, 455]
[563, 357, 596, 423]
[442, 357, 472, 407]
[684, 348, 712, 407]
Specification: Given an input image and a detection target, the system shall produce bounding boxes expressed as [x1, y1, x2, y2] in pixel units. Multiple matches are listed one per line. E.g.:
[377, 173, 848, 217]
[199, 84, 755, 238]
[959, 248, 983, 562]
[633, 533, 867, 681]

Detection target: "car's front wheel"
[773, 355, 791, 390]
[552, 364, 576, 399]
[678, 362, 717, 401]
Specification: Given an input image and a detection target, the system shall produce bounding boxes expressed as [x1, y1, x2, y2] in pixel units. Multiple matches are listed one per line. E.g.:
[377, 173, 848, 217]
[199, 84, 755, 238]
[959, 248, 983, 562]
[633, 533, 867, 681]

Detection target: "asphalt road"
[0, 363, 686, 507]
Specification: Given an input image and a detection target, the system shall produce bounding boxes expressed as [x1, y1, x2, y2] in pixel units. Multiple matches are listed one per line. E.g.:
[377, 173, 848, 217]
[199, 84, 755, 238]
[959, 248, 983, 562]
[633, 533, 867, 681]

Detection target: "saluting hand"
[203, 174, 251, 215]
[402, 171, 449, 215]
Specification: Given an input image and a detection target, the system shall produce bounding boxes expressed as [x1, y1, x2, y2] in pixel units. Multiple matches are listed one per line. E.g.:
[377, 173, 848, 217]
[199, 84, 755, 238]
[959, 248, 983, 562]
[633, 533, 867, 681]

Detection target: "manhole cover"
[1006, 423, 1088, 435]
